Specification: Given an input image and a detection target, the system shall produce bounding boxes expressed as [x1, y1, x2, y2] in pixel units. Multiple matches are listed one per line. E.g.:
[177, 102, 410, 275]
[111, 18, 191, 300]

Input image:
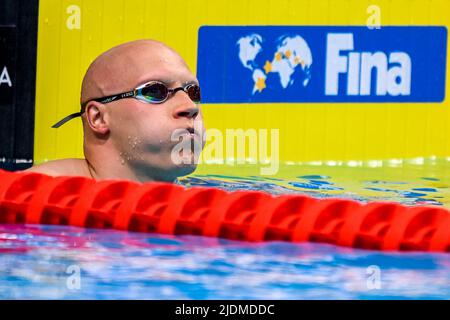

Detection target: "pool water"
[0, 159, 449, 299]
[181, 157, 450, 207]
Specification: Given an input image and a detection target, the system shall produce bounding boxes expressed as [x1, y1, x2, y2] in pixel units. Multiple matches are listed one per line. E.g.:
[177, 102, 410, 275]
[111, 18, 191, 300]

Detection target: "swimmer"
[26, 39, 205, 182]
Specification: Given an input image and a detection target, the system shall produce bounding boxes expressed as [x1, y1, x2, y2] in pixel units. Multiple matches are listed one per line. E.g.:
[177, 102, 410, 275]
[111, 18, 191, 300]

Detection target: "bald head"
[80, 39, 188, 105]
[75, 38, 203, 182]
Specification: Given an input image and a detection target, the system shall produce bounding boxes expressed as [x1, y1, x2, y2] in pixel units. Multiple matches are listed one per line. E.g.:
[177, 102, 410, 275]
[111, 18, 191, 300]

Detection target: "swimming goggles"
[52, 81, 201, 128]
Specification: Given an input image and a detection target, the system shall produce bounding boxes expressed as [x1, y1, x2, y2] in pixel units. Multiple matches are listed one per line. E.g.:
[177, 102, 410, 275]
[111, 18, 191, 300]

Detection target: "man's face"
[103, 45, 205, 181]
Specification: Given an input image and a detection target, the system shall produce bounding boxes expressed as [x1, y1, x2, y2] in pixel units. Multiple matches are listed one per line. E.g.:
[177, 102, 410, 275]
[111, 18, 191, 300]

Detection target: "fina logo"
[236, 33, 411, 97]
[236, 34, 313, 94]
[197, 26, 446, 103]
[325, 33, 411, 96]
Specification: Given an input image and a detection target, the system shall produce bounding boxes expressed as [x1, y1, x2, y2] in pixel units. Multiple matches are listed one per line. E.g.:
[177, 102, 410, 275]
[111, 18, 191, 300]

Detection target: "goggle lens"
[186, 84, 201, 103]
[141, 82, 169, 102]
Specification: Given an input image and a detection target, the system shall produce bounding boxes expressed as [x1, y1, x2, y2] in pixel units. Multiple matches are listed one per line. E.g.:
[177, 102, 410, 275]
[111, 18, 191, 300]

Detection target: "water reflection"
[0, 224, 448, 299]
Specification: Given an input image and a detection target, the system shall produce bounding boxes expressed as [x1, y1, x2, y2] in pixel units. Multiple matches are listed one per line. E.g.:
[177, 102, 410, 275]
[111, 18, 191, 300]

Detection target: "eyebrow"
[183, 79, 200, 86]
[138, 78, 199, 88]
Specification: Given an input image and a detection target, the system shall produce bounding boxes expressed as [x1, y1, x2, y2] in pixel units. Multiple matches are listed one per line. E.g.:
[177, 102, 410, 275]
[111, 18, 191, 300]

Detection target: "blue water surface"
[1, 161, 449, 299]
[0, 223, 449, 299]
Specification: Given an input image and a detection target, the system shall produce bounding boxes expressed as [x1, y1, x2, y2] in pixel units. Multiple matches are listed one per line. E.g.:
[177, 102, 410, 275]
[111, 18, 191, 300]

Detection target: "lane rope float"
[0, 169, 449, 252]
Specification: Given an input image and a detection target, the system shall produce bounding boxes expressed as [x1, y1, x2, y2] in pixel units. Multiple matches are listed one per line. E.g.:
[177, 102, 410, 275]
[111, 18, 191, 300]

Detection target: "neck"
[84, 145, 175, 183]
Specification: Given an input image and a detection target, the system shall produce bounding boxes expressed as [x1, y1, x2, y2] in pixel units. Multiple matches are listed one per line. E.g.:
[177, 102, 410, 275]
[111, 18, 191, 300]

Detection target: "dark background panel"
[0, 27, 17, 160]
[0, 0, 38, 171]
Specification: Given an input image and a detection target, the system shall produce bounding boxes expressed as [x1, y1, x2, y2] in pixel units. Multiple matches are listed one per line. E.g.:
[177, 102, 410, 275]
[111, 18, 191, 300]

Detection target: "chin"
[173, 161, 198, 177]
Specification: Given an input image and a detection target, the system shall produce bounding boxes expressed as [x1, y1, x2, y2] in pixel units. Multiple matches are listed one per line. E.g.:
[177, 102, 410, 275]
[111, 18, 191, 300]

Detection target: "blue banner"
[197, 26, 447, 103]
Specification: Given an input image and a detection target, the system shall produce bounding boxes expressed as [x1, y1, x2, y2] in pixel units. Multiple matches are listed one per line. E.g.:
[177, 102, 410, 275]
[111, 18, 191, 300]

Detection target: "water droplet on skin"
[119, 152, 127, 165]
[130, 137, 140, 149]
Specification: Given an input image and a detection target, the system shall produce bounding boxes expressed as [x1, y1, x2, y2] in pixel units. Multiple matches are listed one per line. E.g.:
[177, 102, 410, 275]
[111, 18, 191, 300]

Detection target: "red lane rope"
[0, 169, 449, 252]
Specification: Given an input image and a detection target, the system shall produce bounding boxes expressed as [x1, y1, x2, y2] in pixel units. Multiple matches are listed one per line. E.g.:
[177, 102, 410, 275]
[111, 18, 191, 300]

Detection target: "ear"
[84, 101, 110, 134]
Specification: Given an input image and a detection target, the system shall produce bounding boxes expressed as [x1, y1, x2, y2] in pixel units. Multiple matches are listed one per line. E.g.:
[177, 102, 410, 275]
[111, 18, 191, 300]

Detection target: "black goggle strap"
[51, 89, 136, 128]
[51, 112, 83, 128]
[50, 85, 199, 128]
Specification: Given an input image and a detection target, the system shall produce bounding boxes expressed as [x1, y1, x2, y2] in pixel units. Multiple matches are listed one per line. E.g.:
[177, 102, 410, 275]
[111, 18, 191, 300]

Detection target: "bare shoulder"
[25, 158, 90, 177]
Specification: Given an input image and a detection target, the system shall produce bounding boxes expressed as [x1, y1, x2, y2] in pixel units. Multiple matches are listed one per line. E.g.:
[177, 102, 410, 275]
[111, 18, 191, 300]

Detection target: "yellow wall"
[34, 0, 450, 163]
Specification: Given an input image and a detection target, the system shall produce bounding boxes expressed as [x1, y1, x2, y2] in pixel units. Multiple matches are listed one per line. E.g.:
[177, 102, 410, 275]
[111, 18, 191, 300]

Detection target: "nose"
[172, 90, 200, 119]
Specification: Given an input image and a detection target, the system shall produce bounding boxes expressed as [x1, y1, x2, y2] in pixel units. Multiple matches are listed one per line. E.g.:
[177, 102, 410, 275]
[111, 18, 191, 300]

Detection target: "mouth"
[183, 126, 202, 140]
[172, 126, 203, 164]
[175, 127, 201, 146]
